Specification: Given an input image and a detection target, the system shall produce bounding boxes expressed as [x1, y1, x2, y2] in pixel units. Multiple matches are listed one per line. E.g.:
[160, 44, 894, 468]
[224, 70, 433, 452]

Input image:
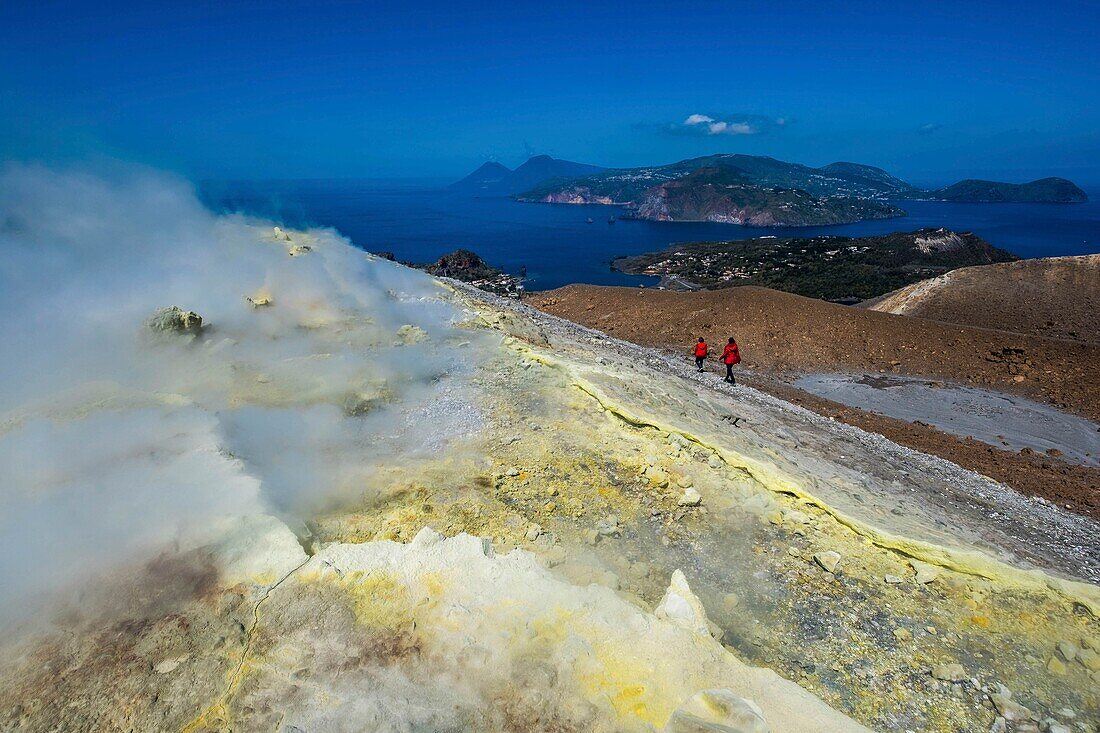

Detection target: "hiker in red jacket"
[693, 337, 708, 372]
[721, 337, 741, 384]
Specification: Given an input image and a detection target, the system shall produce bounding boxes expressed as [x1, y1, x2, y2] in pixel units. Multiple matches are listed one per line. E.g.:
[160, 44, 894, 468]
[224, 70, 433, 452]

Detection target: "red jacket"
[694, 341, 708, 357]
[722, 342, 741, 365]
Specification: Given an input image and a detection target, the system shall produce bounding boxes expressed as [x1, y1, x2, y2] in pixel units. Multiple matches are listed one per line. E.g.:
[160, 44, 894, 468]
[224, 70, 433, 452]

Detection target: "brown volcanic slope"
[863, 254, 1100, 343]
[531, 284, 1100, 517]
[533, 284, 1100, 419]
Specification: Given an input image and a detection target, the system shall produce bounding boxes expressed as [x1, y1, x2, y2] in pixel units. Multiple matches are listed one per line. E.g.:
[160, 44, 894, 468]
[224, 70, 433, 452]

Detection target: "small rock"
[506, 468, 520, 477]
[655, 570, 713, 638]
[146, 306, 203, 336]
[783, 509, 810, 524]
[395, 324, 428, 345]
[595, 517, 622, 538]
[990, 686, 1032, 722]
[663, 689, 768, 733]
[584, 529, 602, 546]
[765, 510, 784, 526]
[677, 475, 694, 488]
[990, 717, 1008, 733]
[884, 574, 903, 584]
[678, 487, 703, 507]
[543, 501, 557, 512]
[910, 559, 940, 584]
[1077, 647, 1100, 671]
[707, 455, 723, 469]
[813, 550, 841, 573]
[1056, 640, 1079, 662]
[1047, 656, 1068, 675]
[893, 628, 913, 643]
[246, 293, 272, 307]
[722, 592, 740, 611]
[787, 547, 801, 558]
[931, 663, 966, 682]
[925, 626, 937, 635]
[525, 525, 542, 542]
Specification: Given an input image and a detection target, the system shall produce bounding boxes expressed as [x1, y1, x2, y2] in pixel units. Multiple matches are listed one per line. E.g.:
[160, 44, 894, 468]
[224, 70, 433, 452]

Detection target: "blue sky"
[2, 0, 1098, 185]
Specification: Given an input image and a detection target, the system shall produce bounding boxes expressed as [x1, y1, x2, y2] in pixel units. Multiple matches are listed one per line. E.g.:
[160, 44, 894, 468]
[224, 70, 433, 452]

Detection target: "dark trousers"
[725, 363, 735, 383]
[695, 357, 705, 370]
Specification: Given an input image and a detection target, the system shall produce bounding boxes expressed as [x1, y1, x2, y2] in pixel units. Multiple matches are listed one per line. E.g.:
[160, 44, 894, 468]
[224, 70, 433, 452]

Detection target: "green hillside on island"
[452, 154, 1087, 227]
[932, 177, 1088, 203]
[611, 228, 1018, 301]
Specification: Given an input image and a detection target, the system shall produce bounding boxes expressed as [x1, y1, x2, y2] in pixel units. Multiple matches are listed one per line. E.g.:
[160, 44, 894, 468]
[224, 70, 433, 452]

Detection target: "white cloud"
[684, 114, 715, 125]
[683, 114, 757, 136]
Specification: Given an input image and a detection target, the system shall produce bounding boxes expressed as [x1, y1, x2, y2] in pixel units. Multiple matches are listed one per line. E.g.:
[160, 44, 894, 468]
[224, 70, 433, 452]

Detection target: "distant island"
[610, 228, 1018, 302]
[451, 154, 1088, 227]
[931, 177, 1088, 203]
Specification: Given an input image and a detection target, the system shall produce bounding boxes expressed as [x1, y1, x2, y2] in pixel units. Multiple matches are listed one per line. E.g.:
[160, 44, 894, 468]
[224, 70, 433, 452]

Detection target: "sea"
[199, 179, 1100, 292]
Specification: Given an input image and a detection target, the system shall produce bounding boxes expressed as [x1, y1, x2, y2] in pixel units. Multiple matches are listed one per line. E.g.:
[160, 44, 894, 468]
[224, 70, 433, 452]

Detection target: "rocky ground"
[2, 194, 1098, 733]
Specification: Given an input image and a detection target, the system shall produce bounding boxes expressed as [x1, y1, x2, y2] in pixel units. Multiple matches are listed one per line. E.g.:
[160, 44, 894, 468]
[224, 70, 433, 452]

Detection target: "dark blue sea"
[200, 179, 1100, 291]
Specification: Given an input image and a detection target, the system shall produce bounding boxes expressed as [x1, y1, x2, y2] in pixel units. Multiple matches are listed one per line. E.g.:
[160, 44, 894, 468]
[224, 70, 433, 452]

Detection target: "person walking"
[693, 337, 709, 372]
[721, 337, 741, 384]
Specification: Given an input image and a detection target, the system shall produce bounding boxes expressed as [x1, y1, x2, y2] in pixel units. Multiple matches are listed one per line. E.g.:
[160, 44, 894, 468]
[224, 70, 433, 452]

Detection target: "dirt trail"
[530, 284, 1100, 518]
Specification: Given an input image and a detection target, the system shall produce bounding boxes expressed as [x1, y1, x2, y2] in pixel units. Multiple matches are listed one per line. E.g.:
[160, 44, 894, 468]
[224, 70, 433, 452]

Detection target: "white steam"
[0, 163, 491, 626]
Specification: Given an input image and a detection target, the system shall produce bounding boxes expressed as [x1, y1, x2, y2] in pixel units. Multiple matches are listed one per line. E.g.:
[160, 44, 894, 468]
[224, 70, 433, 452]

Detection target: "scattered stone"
[884, 574, 903, 584]
[813, 550, 841, 574]
[595, 516, 622, 539]
[925, 626, 937, 635]
[546, 486, 559, 497]
[395, 324, 428, 345]
[1056, 640, 1079, 663]
[543, 501, 557, 513]
[272, 226, 291, 241]
[722, 592, 740, 611]
[287, 244, 312, 256]
[893, 628, 913, 643]
[1077, 647, 1100, 671]
[990, 718, 1008, 733]
[783, 509, 810, 525]
[646, 469, 670, 488]
[246, 292, 272, 307]
[506, 468, 520, 477]
[677, 475, 694, 489]
[910, 559, 940, 584]
[678, 487, 703, 507]
[991, 686, 1034, 722]
[707, 455, 723, 469]
[663, 689, 769, 733]
[146, 306, 203, 336]
[1047, 656, 1068, 675]
[655, 570, 713, 639]
[525, 525, 542, 542]
[765, 510, 784, 526]
[584, 529, 602, 546]
[931, 663, 966, 682]
[787, 547, 801, 558]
